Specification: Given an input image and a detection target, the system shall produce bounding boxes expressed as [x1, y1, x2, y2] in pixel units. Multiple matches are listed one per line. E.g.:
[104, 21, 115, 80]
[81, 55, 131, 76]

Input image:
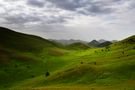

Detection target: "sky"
[0, 0, 135, 41]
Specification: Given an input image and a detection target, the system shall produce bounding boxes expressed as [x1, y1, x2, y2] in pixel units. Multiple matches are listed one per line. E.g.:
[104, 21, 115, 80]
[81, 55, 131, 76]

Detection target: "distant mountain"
[88, 39, 113, 47]
[98, 39, 107, 43]
[97, 41, 112, 47]
[51, 39, 88, 45]
[88, 40, 100, 47]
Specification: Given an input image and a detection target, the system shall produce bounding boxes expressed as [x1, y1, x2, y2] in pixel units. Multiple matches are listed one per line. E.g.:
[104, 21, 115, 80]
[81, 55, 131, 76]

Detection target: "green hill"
[0, 27, 66, 89]
[66, 42, 90, 50]
[0, 27, 135, 90]
[8, 35, 135, 90]
[0, 27, 57, 52]
[121, 35, 135, 44]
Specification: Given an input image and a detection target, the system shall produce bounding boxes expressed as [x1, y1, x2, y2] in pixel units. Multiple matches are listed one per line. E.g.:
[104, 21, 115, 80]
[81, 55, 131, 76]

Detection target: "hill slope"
[0, 27, 65, 89]
[9, 35, 135, 90]
[66, 42, 90, 50]
[0, 27, 57, 52]
[0, 27, 135, 90]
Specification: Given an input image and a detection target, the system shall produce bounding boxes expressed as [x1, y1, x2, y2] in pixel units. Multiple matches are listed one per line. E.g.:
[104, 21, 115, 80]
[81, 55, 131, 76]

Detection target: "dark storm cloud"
[27, 0, 45, 7]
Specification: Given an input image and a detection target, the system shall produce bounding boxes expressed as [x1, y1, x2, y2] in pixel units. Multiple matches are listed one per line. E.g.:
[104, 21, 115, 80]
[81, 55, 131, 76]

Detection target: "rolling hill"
[66, 42, 90, 50]
[0, 27, 57, 52]
[9, 35, 135, 90]
[0, 27, 135, 90]
[51, 39, 88, 45]
[0, 27, 65, 89]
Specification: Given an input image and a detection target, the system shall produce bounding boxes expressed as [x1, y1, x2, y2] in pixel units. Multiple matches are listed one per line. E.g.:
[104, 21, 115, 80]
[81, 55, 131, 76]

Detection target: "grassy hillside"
[0, 27, 135, 90]
[8, 35, 135, 90]
[66, 42, 90, 50]
[0, 27, 57, 52]
[0, 27, 66, 89]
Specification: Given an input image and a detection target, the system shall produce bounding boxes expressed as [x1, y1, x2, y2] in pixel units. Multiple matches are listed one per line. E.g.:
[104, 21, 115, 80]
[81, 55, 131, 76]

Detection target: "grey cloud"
[4, 13, 41, 24]
[45, 16, 72, 24]
[46, 0, 83, 11]
[0, 0, 135, 41]
[27, 0, 45, 7]
[4, 0, 18, 2]
[3, 12, 70, 25]
[46, 0, 115, 15]
[129, 1, 135, 9]
[85, 4, 113, 15]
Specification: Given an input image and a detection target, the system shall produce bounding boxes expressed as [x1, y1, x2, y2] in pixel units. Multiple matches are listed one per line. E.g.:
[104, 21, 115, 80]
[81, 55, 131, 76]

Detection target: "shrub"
[26, 65, 30, 69]
[105, 46, 110, 49]
[14, 64, 18, 68]
[45, 71, 50, 77]
[94, 62, 96, 65]
[31, 75, 35, 78]
[81, 61, 83, 64]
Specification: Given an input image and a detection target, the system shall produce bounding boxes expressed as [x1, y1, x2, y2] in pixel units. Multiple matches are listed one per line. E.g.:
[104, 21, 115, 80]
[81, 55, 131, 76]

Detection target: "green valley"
[0, 27, 135, 90]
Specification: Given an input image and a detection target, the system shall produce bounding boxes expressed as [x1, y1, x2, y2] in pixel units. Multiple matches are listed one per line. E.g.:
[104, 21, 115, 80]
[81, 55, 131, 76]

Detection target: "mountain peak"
[98, 39, 107, 43]
[88, 40, 100, 47]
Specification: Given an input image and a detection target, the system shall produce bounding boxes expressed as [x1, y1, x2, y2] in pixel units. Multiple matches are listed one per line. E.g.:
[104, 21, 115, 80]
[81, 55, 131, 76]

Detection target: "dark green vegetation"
[0, 27, 135, 90]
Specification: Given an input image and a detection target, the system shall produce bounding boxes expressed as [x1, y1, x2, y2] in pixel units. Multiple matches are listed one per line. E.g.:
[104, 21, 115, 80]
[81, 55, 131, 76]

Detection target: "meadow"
[0, 27, 135, 90]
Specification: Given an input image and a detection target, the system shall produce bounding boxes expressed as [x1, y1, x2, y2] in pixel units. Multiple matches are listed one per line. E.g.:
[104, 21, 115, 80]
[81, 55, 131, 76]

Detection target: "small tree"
[105, 46, 110, 49]
[15, 64, 18, 68]
[27, 65, 30, 69]
[45, 71, 50, 77]
[94, 62, 96, 65]
[31, 75, 35, 78]
[81, 61, 83, 64]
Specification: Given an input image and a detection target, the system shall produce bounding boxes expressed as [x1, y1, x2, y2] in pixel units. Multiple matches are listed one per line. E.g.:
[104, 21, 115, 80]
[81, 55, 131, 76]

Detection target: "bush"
[45, 71, 50, 77]
[105, 46, 110, 49]
[81, 61, 83, 64]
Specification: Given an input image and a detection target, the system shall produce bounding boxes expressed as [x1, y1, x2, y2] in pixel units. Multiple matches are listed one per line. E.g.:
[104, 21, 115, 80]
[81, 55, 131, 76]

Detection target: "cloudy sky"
[0, 0, 135, 41]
